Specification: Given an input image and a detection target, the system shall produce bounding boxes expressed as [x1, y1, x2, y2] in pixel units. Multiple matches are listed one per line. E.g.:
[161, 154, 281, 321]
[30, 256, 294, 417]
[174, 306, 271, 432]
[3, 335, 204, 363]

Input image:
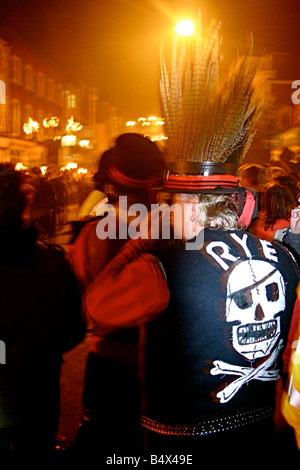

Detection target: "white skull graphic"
[226, 260, 285, 360]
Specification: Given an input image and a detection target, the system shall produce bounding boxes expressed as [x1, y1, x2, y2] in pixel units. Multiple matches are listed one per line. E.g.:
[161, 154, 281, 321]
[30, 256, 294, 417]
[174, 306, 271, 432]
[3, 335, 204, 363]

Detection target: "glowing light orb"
[174, 20, 195, 36]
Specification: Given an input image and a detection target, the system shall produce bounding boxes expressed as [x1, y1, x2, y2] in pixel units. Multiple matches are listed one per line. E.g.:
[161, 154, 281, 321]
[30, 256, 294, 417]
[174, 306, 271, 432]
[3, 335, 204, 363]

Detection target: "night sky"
[1, 0, 300, 119]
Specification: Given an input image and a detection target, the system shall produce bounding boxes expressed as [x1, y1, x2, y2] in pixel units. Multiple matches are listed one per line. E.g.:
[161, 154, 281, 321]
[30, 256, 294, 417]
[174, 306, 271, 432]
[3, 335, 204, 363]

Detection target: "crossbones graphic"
[210, 339, 283, 403]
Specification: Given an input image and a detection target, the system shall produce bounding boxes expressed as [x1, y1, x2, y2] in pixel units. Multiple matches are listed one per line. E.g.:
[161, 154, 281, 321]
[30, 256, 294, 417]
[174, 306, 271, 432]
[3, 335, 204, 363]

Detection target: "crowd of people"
[21, 166, 93, 240]
[1, 139, 300, 459]
[0, 162, 86, 452]
[1, 13, 300, 462]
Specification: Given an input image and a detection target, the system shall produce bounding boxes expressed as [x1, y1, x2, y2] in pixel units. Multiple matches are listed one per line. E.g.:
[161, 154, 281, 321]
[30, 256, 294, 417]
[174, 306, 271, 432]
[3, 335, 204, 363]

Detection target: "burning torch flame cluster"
[23, 115, 82, 135]
[66, 116, 82, 133]
[23, 118, 39, 135]
[15, 162, 88, 175]
[43, 116, 59, 128]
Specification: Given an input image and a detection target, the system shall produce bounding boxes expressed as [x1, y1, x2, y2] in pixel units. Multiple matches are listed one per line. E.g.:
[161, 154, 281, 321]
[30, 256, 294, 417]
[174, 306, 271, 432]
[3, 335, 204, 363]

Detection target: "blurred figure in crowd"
[237, 164, 266, 192]
[28, 167, 57, 239]
[237, 163, 266, 211]
[69, 133, 166, 453]
[266, 165, 287, 182]
[0, 163, 86, 451]
[274, 174, 300, 200]
[249, 182, 297, 242]
[77, 150, 111, 219]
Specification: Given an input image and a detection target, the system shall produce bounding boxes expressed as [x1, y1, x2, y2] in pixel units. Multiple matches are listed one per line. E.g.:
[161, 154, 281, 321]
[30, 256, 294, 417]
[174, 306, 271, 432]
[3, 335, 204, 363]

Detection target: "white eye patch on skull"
[228, 268, 279, 313]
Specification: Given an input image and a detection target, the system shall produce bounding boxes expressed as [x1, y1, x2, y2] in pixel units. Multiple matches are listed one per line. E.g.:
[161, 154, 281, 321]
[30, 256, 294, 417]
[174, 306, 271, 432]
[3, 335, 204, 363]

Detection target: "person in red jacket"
[282, 205, 300, 449]
[69, 133, 166, 452]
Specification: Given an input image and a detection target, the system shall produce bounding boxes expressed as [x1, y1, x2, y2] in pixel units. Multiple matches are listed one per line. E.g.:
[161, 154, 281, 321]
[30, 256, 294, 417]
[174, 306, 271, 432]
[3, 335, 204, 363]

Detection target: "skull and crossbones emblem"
[210, 260, 286, 403]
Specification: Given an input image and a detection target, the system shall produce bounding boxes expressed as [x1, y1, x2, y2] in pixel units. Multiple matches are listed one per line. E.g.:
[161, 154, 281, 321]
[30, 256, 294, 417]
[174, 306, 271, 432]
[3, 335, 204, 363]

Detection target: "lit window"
[25, 65, 34, 91]
[37, 72, 45, 96]
[0, 80, 5, 104]
[67, 93, 76, 109]
[12, 56, 22, 84]
[47, 78, 55, 101]
[0, 80, 6, 133]
[11, 99, 21, 136]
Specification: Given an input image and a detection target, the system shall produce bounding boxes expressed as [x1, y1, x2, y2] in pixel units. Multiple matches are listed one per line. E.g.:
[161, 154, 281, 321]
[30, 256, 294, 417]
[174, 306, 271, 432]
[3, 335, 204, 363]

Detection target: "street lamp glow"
[174, 20, 195, 36]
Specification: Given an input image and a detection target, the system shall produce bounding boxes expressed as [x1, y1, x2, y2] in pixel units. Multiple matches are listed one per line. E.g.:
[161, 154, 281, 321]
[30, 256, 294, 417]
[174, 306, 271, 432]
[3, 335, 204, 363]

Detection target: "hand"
[290, 208, 300, 234]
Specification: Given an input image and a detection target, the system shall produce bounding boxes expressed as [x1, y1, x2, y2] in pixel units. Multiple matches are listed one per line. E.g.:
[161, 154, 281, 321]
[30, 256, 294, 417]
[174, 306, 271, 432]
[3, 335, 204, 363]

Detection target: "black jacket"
[142, 228, 300, 424]
[0, 225, 86, 430]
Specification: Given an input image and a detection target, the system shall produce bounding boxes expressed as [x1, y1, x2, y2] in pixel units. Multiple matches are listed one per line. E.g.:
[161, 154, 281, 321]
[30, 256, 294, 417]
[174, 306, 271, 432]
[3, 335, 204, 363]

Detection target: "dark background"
[1, 0, 300, 119]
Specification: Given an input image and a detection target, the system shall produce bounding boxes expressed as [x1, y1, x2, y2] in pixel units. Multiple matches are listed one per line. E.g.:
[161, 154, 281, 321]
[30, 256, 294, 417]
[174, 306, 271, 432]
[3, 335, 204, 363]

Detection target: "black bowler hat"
[106, 133, 165, 189]
[93, 149, 114, 189]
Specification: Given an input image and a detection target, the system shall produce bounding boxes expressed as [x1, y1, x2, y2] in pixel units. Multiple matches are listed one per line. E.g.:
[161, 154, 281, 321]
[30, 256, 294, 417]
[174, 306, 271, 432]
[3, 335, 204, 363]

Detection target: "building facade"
[0, 27, 106, 170]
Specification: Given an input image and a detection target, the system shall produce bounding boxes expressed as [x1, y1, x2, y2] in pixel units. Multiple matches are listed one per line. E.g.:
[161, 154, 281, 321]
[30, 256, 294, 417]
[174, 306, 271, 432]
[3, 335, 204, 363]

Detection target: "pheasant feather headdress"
[160, 10, 262, 191]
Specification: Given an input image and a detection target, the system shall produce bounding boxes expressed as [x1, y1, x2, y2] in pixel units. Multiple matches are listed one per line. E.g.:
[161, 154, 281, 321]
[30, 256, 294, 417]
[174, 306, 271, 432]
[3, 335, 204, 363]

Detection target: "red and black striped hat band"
[163, 172, 257, 228]
[163, 173, 239, 192]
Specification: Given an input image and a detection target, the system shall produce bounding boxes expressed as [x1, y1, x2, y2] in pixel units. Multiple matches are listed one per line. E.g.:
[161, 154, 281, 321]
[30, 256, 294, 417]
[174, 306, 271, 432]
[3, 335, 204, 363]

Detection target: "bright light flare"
[61, 135, 76, 147]
[23, 117, 39, 134]
[66, 162, 77, 170]
[79, 140, 91, 148]
[66, 116, 82, 133]
[152, 136, 168, 141]
[174, 20, 195, 36]
[15, 162, 27, 171]
[43, 116, 59, 128]
[61, 162, 78, 171]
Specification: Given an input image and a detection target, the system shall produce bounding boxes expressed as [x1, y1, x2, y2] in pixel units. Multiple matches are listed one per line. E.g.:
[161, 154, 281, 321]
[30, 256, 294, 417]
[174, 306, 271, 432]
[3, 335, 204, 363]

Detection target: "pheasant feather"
[160, 12, 262, 166]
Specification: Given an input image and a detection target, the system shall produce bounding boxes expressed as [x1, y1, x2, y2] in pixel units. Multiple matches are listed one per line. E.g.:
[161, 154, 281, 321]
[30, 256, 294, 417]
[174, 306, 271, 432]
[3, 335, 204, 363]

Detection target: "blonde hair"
[198, 193, 241, 230]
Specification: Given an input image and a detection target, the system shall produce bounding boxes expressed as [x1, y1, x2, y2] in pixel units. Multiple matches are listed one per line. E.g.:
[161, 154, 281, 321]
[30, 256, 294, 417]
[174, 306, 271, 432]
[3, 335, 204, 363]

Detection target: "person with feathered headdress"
[78, 12, 300, 456]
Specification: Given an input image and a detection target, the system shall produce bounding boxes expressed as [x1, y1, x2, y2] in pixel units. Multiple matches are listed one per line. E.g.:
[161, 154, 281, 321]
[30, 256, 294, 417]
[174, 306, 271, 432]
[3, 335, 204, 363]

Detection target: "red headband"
[107, 165, 161, 189]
